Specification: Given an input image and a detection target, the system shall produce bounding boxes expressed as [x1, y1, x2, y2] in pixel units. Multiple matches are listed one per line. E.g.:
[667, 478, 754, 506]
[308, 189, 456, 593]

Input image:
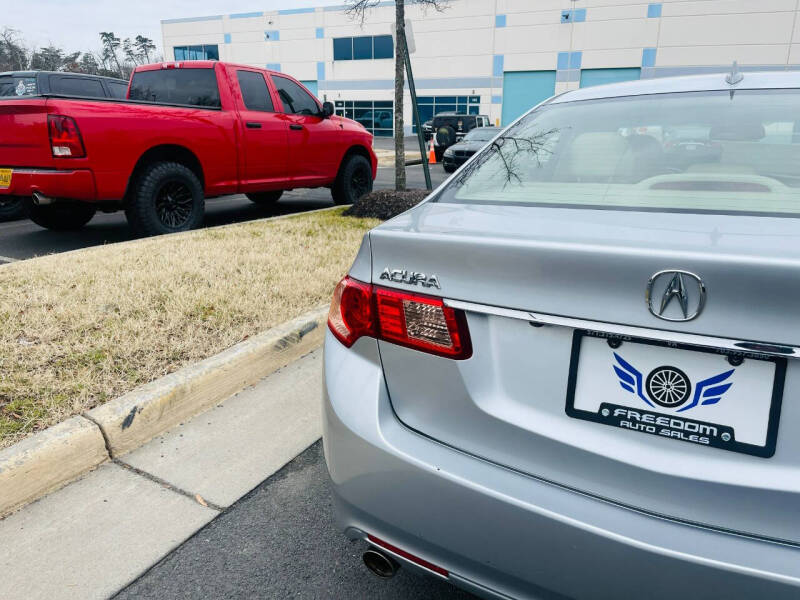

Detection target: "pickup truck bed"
[0, 61, 377, 235]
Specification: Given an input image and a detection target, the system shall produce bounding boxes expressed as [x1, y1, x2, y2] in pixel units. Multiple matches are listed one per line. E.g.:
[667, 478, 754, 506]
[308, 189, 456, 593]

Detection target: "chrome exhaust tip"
[32, 192, 55, 206]
[363, 547, 399, 578]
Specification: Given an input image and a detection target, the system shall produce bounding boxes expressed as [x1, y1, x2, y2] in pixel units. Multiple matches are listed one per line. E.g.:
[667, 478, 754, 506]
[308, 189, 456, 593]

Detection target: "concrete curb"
[0, 304, 329, 517]
[0, 416, 108, 518]
[86, 304, 329, 457]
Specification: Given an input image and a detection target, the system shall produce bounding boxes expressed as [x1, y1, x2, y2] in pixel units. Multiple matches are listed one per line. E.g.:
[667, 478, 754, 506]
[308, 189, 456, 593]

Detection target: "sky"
[7, 0, 345, 56]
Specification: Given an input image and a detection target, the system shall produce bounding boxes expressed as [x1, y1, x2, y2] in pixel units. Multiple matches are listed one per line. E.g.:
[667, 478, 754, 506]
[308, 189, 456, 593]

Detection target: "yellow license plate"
[0, 169, 11, 189]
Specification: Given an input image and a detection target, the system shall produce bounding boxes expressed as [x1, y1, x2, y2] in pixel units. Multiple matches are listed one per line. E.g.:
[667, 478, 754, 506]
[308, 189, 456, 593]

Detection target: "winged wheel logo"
[613, 352, 733, 412]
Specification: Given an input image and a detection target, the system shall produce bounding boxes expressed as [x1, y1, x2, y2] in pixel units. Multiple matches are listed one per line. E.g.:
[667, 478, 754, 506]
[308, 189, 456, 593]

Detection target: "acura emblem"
[646, 270, 706, 322]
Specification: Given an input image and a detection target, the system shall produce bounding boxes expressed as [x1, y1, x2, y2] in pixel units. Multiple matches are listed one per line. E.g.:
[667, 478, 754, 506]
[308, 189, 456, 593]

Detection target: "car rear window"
[129, 68, 220, 107]
[49, 76, 105, 98]
[437, 89, 800, 217]
[0, 76, 37, 97]
[107, 81, 129, 99]
[464, 128, 498, 142]
[435, 116, 475, 130]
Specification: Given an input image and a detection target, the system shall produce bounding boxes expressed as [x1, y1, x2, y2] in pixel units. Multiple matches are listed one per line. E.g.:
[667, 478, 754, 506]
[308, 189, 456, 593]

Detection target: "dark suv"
[0, 71, 129, 221]
[431, 113, 491, 161]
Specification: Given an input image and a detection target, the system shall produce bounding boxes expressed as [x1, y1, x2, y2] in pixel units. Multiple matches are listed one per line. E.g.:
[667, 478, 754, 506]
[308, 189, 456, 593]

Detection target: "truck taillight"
[327, 276, 471, 360]
[48, 115, 85, 158]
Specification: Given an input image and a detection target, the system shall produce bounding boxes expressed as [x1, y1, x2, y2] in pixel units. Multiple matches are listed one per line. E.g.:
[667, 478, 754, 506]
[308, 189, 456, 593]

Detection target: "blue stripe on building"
[230, 11, 263, 19]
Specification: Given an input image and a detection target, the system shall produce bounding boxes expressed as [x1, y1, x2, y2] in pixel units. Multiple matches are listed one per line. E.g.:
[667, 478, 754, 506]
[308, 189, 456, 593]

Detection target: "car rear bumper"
[0, 168, 96, 201]
[323, 331, 800, 600]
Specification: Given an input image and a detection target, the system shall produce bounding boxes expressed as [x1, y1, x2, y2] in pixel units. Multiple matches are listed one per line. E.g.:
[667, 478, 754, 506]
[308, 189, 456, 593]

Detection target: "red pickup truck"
[0, 62, 377, 235]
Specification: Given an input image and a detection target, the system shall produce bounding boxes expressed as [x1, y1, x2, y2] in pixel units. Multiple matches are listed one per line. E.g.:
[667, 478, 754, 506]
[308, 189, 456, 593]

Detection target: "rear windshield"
[464, 128, 498, 142]
[0, 76, 37, 97]
[129, 68, 220, 107]
[436, 89, 800, 216]
[107, 81, 129, 99]
[435, 116, 475, 130]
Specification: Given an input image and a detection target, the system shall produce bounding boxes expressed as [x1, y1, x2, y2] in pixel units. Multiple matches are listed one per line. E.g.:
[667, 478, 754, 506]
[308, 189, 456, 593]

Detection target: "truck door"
[234, 69, 288, 191]
[271, 74, 339, 184]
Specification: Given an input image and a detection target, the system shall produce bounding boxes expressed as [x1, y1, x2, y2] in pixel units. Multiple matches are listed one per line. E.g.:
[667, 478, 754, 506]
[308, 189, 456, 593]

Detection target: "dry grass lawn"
[0, 208, 379, 448]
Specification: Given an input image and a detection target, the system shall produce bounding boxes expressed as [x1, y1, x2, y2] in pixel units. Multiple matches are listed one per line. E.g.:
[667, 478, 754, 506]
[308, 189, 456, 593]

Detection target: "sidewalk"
[0, 350, 323, 600]
[373, 136, 425, 166]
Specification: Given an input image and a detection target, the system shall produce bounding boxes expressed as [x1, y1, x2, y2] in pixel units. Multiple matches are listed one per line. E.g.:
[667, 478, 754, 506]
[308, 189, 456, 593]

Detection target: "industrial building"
[161, 0, 800, 135]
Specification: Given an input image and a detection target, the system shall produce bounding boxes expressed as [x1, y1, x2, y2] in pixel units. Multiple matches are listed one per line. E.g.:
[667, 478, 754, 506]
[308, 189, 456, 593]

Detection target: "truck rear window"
[437, 89, 800, 217]
[129, 69, 220, 108]
[0, 76, 37, 97]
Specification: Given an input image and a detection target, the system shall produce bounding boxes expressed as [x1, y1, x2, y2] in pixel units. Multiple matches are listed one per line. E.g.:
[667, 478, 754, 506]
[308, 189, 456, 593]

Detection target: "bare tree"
[346, 0, 448, 191]
[134, 35, 156, 64]
[78, 52, 101, 75]
[99, 31, 123, 77]
[30, 46, 65, 71]
[0, 28, 29, 71]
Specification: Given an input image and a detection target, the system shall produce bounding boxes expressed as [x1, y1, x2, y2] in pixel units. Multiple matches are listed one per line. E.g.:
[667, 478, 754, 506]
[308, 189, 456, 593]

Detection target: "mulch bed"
[343, 189, 429, 220]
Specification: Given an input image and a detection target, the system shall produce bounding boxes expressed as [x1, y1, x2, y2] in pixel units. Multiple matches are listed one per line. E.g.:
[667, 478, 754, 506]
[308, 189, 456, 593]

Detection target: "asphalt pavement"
[115, 441, 476, 600]
[0, 164, 448, 261]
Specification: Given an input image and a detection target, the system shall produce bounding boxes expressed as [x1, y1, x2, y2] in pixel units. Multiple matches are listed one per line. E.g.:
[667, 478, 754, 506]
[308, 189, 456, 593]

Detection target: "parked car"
[421, 118, 433, 140]
[441, 126, 500, 172]
[0, 70, 128, 222]
[355, 109, 393, 130]
[431, 112, 491, 161]
[0, 61, 376, 235]
[324, 71, 800, 599]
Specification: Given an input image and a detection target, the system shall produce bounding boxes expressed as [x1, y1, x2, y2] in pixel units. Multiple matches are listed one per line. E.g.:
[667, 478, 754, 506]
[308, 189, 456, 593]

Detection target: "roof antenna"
[725, 60, 743, 85]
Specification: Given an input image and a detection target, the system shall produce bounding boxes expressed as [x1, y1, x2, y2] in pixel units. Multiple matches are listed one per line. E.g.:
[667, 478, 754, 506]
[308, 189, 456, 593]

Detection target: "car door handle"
[246, 122, 262, 129]
[289, 124, 304, 131]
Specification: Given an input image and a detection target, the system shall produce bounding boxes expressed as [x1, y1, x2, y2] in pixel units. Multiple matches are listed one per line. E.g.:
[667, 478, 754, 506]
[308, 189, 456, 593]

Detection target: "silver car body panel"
[324, 71, 800, 597]
[324, 332, 800, 599]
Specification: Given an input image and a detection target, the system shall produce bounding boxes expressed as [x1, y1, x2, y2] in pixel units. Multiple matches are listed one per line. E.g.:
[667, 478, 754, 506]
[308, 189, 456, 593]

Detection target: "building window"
[335, 100, 393, 136]
[174, 45, 219, 61]
[414, 95, 481, 132]
[333, 35, 393, 61]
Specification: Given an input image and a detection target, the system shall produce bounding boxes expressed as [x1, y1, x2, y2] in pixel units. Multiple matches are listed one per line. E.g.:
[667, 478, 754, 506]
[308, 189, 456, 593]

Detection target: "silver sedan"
[323, 70, 800, 599]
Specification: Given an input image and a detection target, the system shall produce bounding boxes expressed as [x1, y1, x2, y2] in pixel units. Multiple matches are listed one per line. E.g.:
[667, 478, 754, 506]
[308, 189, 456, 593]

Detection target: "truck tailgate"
[0, 99, 53, 168]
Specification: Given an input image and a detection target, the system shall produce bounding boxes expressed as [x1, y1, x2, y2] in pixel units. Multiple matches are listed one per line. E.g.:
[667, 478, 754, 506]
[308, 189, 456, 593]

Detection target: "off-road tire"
[246, 190, 283, 204]
[0, 197, 27, 222]
[443, 164, 456, 173]
[332, 154, 373, 205]
[126, 162, 204, 237]
[29, 202, 96, 231]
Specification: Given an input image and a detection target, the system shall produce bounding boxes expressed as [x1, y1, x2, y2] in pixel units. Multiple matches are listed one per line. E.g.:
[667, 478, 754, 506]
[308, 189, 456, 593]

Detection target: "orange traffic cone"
[428, 141, 437, 164]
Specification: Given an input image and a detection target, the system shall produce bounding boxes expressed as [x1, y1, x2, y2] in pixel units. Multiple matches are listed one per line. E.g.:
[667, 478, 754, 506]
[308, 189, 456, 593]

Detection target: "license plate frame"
[0, 169, 11, 190]
[565, 329, 787, 458]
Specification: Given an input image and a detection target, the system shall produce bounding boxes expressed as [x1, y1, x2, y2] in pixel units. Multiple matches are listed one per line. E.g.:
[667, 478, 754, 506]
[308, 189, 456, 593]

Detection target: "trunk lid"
[0, 99, 54, 168]
[371, 202, 800, 544]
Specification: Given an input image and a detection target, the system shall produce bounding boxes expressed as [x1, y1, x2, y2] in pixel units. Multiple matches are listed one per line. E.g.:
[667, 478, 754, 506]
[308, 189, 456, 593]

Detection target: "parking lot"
[5, 1, 800, 598]
[115, 442, 474, 600]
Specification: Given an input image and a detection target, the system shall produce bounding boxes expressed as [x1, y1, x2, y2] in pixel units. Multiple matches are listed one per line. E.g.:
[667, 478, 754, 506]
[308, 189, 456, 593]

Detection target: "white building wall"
[162, 0, 800, 134]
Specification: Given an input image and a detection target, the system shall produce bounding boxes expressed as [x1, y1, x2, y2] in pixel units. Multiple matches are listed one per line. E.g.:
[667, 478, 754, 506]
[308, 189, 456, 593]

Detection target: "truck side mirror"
[321, 101, 335, 118]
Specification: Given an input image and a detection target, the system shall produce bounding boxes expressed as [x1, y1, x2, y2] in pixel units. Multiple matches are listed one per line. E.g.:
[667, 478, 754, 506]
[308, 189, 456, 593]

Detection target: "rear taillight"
[328, 276, 374, 347]
[48, 115, 85, 158]
[327, 276, 471, 359]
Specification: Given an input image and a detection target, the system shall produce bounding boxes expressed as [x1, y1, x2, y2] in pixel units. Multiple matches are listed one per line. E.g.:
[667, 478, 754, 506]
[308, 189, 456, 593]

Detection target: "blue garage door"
[501, 71, 556, 126]
[579, 68, 641, 88]
[300, 80, 318, 98]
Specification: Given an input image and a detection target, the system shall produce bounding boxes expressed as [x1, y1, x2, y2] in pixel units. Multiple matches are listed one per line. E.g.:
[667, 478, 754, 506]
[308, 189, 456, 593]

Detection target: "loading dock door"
[501, 71, 556, 126]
